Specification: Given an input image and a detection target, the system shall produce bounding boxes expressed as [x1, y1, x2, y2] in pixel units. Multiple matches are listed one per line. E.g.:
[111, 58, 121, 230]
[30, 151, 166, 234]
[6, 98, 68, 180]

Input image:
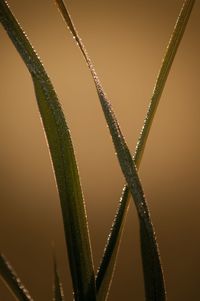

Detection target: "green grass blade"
[55, 1, 166, 300]
[0, 253, 33, 301]
[96, 187, 130, 301]
[0, 1, 96, 300]
[53, 253, 65, 301]
[96, 0, 196, 298]
[134, 0, 196, 166]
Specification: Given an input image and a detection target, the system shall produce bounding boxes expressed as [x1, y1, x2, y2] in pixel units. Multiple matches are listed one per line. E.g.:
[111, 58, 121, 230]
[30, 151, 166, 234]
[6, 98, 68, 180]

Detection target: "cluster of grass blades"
[0, 0, 196, 300]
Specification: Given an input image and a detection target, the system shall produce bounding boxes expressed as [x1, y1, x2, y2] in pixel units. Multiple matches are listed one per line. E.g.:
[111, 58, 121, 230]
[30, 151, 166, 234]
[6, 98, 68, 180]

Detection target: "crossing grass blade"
[96, 187, 130, 300]
[96, 0, 196, 299]
[0, 253, 33, 301]
[54, 1, 171, 300]
[0, 1, 96, 300]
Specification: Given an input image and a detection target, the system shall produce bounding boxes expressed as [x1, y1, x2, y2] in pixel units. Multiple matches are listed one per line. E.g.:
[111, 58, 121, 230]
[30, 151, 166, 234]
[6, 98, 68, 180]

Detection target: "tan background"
[0, 0, 200, 300]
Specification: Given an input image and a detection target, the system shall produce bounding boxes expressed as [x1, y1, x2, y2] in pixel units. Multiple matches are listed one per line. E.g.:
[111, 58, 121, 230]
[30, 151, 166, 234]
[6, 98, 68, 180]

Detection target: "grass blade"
[55, 1, 167, 300]
[134, 0, 196, 165]
[0, 1, 96, 300]
[96, 0, 196, 299]
[96, 187, 130, 301]
[52, 252, 65, 301]
[0, 253, 33, 301]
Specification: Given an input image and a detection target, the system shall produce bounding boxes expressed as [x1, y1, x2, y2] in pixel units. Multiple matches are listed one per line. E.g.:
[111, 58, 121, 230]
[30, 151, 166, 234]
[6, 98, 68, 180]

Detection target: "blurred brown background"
[0, 0, 200, 300]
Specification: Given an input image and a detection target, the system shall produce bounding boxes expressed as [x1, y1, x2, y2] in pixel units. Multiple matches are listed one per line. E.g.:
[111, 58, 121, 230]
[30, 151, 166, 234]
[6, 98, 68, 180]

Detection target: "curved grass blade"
[96, 0, 196, 299]
[52, 252, 65, 301]
[55, 1, 167, 300]
[0, 1, 96, 300]
[0, 253, 33, 301]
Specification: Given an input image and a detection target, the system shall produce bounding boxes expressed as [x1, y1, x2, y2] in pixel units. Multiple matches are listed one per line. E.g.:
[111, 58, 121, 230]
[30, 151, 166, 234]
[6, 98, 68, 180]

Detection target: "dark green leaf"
[96, 0, 196, 299]
[96, 187, 130, 301]
[54, 1, 167, 300]
[0, 253, 33, 301]
[0, 1, 96, 300]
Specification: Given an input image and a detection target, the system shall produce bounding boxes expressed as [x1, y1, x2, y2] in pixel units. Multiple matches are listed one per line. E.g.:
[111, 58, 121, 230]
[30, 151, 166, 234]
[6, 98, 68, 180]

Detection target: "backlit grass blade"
[55, 1, 166, 300]
[96, 187, 130, 301]
[134, 0, 196, 165]
[0, 1, 96, 300]
[53, 253, 65, 301]
[96, 0, 196, 299]
[0, 253, 33, 301]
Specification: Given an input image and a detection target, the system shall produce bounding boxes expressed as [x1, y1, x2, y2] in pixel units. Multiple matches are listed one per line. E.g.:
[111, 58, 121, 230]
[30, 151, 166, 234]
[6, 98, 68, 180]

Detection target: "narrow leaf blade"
[0, 1, 96, 300]
[0, 253, 33, 301]
[96, 187, 130, 301]
[55, 1, 166, 300]
[97, 0, 196, 298]
[134, 0, 196, 166]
